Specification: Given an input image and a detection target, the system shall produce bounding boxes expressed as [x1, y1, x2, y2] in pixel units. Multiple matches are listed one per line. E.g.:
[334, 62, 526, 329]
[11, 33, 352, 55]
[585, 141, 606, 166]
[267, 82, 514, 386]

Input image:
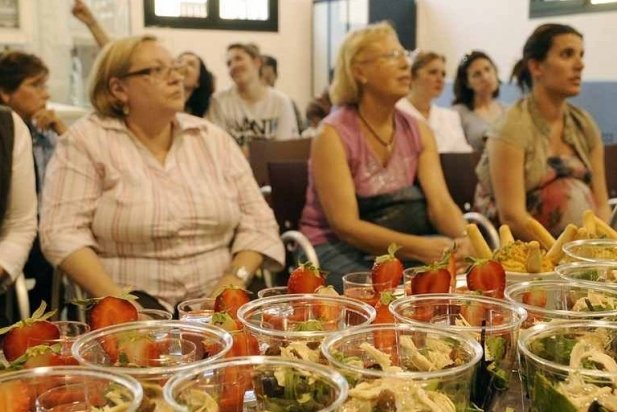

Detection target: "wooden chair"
[439, 151, 482, 212]
[249, 139, 313, 187]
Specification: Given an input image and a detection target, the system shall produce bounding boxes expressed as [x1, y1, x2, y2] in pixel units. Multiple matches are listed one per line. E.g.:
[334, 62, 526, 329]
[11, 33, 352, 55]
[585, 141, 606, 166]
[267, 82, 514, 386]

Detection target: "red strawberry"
[117, 336, 161, 367]
[411, 265, 452, 295]
[466, 259, 506, 299]
[219, 364, 251, 412]
[0, 302, 60, 362]
[0, 380, 32, 412]
[522, 289, 548, 307]
[372, 243, 404, 291]
[22, 345, 67, 369]
[373, 293, 397, 356]
[84, 296, 138, 331]
[287, 262, 326, 294]
[214, 287, 251, 319]
[229, 331, 260, 357]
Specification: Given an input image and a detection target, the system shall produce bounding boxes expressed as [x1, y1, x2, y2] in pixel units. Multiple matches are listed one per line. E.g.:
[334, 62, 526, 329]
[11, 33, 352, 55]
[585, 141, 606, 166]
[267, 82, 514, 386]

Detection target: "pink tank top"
[300, 105, 423, 245]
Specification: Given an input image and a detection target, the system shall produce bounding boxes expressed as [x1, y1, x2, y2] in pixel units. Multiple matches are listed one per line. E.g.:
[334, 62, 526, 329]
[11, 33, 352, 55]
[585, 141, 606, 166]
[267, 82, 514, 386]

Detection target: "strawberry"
[522, 289, 548, 307]
[287, 262, 326, 294]
[219, 364, 252, 412]
[0, 301, 60, 362]
[211, 312, 243, 332]
[411, 264, 452, 295]
[214, 287, 251, 319]
[373, 292, 397, 353]
[78, 296, 138, 331]
[0, 380, 32, 412]
[313, 299, 341, 328]
[466, 258, 506, 299]
[229, 331, 260, 357]
[372, 243, 404, 291]
[117, 336, 161, 367]
[460, 302, 487, 327]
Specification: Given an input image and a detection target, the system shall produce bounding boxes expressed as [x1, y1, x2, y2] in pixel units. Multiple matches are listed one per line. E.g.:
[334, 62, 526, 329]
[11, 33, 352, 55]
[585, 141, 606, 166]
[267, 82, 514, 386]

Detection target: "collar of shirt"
[90, 112, 205, 135]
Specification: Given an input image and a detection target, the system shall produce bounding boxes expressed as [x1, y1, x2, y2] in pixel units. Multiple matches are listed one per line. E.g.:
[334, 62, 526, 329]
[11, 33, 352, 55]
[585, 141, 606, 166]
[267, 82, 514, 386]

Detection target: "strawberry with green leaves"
[0, 302, 59, 362]
[372, 292, 399, 363]
[74, 295, 138, 331]
[466, 258, 506, 299]
[287, 262, 326, 294]
[214, 287, 251, 319]
[372, 243, 404, 291]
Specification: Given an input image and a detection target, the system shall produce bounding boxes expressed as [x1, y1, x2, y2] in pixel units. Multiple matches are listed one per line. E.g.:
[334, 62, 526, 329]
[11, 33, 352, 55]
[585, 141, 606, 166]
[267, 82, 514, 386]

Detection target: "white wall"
[416, 0, 617, 81]
[128, 0, 313, 112]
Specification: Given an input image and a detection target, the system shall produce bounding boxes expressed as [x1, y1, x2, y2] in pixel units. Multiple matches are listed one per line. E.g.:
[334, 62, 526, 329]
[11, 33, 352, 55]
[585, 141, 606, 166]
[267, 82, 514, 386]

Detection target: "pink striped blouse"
[40, 113, 284, 307]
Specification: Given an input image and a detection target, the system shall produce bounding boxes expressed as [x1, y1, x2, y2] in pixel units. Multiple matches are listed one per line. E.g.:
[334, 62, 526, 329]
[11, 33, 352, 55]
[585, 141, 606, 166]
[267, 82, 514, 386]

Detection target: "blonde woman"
[299, 22, 471, 291]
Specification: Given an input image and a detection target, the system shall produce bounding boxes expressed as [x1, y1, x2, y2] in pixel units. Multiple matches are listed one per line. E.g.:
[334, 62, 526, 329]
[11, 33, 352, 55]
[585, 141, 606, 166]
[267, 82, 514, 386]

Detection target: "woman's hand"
[72, 0, 96, 26]
[209, 274, 246, 298]
[32, 109, 67, 135]
[414, 236, 455, 265]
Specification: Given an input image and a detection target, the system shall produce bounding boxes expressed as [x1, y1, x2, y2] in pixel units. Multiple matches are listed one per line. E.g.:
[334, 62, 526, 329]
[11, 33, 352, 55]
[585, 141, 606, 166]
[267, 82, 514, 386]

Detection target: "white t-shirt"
[396, 98, 473, 153]
[208, 86, 299, 147]
[0, 112, 37, 280]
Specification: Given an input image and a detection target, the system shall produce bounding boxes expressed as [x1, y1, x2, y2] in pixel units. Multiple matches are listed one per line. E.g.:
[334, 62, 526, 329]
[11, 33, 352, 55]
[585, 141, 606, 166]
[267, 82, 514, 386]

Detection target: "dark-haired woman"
[475, 24, 610, 239]
[177, 52, 214, 117]
[0, 108, 37, 298]
[452, 51, 506, 151]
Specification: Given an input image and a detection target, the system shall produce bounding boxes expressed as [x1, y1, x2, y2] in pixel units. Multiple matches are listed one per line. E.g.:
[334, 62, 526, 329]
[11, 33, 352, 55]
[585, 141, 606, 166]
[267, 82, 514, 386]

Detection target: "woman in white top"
[208, 43, 298, 152]
[396, 51, 472, 153]
[0, 109, 37, 292]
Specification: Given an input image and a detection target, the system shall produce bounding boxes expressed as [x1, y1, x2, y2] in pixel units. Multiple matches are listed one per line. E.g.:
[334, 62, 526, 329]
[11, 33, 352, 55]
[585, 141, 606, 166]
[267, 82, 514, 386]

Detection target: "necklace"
[357, 110, 395, 152]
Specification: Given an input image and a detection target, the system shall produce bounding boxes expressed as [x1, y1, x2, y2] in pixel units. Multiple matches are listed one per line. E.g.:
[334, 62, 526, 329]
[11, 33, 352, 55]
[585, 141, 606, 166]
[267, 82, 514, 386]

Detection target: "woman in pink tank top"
[299, 22, 472, 292]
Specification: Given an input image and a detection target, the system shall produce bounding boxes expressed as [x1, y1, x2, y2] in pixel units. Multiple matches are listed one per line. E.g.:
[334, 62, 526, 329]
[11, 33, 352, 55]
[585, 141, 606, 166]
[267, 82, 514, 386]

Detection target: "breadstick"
[526, 241, 542, 273]
[575, 227, 589, 241]
[524, 217, 556, 250]
[582, 210, 597, 237]
[594, 216, 617, 240]
[546, 224, 578, 264]
[466, 223, 492, 259]
[499, 225, 515, 247]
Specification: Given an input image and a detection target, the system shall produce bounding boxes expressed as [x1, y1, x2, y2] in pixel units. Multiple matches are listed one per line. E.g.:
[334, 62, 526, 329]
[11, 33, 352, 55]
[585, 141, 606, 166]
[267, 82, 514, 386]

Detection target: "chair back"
[267, 160, 309, 232]
[605, 145, 617, 199]
[249, 139, 312, 187]
[439, 151, 483, 212]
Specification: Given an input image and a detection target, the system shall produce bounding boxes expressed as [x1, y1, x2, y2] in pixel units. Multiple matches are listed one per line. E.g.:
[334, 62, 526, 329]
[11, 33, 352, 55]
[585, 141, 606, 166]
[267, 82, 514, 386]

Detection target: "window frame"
[143, 0, 279, 32]
[530, 0, 617, 18]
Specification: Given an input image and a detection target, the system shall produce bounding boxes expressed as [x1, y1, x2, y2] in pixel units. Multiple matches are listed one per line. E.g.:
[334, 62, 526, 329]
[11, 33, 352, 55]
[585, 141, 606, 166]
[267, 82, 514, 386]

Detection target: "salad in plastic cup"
[518, 320, 617, 412]
[163, 355, 348, 412]
[556, 261, 617, 289]
[563, 239, 617, 263]
[389, 294, 527, 410]
[320, 323, 482, 411]
[72, 320, 233, 411]
[0, 366, 143, 411]
[505, 280, 617, 329]
[237, 294, 375, 363]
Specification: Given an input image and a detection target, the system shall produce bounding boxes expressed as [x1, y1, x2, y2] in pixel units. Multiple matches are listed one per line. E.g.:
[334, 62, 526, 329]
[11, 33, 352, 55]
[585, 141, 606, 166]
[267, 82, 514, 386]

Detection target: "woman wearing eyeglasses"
[452, 51, 506, 151]
[40, 35, 284, 310]
[299, 22, 472, 292]
[396, 51, 472, 153]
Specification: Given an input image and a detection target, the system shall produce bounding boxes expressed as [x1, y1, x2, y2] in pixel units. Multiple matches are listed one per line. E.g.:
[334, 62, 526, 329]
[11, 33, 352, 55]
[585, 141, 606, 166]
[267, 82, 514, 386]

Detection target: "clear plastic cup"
[24, 321, 90, 367]
[163, 356, 349, 411]
[0, 366, 143, 411]
[177, 297, 216, 324]
[518, 320, 617, 411]
[504, 279, 617, 328]
[343, 272, 392, 306]
[72, 320, 233, 410]
[390, 293, 527, 410]
[138, 308, 173, 321]
[556, 261, 617, 289]
[256, 286, 288, 298]
[562, 238, 617, 263]
[237, 294, 375, 357]
[321, 323, 483, 411]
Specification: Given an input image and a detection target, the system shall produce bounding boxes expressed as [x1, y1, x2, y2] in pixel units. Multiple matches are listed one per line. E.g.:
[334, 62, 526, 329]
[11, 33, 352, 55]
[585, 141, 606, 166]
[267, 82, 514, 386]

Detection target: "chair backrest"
[249, 139, 313, 187]
[267, 160, 309, 232]
[605, 145, 617, 199]
[439, 151, 483, 212]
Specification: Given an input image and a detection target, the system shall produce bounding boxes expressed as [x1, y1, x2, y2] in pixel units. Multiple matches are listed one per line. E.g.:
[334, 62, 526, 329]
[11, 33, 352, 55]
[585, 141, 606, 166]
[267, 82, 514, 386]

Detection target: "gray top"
[453, 102, 507, 151]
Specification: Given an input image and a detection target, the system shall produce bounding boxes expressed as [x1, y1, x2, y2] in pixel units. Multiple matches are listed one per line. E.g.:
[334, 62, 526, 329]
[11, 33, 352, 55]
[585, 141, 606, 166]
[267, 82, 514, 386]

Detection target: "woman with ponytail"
[474, 24, 610, 239]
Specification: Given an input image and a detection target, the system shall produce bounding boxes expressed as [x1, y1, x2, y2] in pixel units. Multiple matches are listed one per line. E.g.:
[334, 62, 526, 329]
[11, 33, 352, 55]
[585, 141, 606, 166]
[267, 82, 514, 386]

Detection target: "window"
[144, 0, 278, 31]
[530, 0, 617, 18]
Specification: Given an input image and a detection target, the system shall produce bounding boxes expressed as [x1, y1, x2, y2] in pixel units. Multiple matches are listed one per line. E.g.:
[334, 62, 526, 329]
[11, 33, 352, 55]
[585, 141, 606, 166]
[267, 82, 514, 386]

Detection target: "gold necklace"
[358, 110, 395, 152]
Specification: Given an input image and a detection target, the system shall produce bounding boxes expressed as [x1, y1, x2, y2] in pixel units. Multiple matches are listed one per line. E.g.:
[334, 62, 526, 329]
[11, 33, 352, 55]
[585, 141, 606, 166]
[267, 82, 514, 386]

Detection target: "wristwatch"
[228, 265, 252, 286]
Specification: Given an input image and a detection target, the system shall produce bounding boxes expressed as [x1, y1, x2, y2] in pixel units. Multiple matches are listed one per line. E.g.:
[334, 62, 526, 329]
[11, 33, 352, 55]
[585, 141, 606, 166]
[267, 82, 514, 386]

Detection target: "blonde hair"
[329, 22, 398, 106]
[410, 50, 445, 77]
[89, 34, 158, 118]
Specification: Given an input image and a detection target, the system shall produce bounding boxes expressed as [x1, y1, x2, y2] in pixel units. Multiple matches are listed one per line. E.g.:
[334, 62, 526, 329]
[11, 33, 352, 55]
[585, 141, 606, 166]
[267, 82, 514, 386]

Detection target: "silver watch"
[229, 265, 252, 286]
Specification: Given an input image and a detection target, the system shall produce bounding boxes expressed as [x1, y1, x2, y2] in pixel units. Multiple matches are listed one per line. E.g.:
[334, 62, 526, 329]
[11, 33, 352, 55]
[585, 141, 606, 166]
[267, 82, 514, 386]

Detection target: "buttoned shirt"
[40, 112, 284, 307]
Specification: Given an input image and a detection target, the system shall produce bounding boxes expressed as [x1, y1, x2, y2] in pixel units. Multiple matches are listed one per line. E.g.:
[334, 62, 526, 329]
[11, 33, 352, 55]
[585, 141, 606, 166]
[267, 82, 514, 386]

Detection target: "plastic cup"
[177, 297, 216, 323]
[556, 261, 617, 288]
[343, 272, 392, 306]
[562, 238, 617, 263]
[24, 321, 90, 367]
[321, 323, 483, 411]
[163, 356, 349, 411]
[390, 293, 527, 410]
[138, 308, 173, 321]
[257, 286, 288, 298]
[504, 279, 617, 329]
[0, 366, 142, 411]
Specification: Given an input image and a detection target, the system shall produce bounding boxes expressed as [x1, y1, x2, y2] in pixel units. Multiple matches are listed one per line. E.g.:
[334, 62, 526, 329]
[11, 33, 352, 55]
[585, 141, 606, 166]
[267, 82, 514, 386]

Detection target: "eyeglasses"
[122, 63, 188, 81]
[356, 49, 412, 65]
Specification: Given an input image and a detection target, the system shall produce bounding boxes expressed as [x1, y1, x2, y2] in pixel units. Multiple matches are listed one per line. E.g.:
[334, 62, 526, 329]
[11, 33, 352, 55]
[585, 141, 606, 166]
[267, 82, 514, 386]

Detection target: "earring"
[359, 78, 368, 85]
[122, 104, 129, 116]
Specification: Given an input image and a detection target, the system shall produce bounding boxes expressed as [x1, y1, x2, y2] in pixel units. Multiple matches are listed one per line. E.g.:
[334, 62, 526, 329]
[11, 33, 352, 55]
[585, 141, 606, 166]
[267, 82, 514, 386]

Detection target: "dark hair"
[261, 55, 277, 75]
[179, 52, 214, 117]
[452, 51, 500, 110]
[511, 23, 583, 92]
[227, 43, 261, 60]
[0, 50, 48, 94]
[305, 89, 332, 123]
